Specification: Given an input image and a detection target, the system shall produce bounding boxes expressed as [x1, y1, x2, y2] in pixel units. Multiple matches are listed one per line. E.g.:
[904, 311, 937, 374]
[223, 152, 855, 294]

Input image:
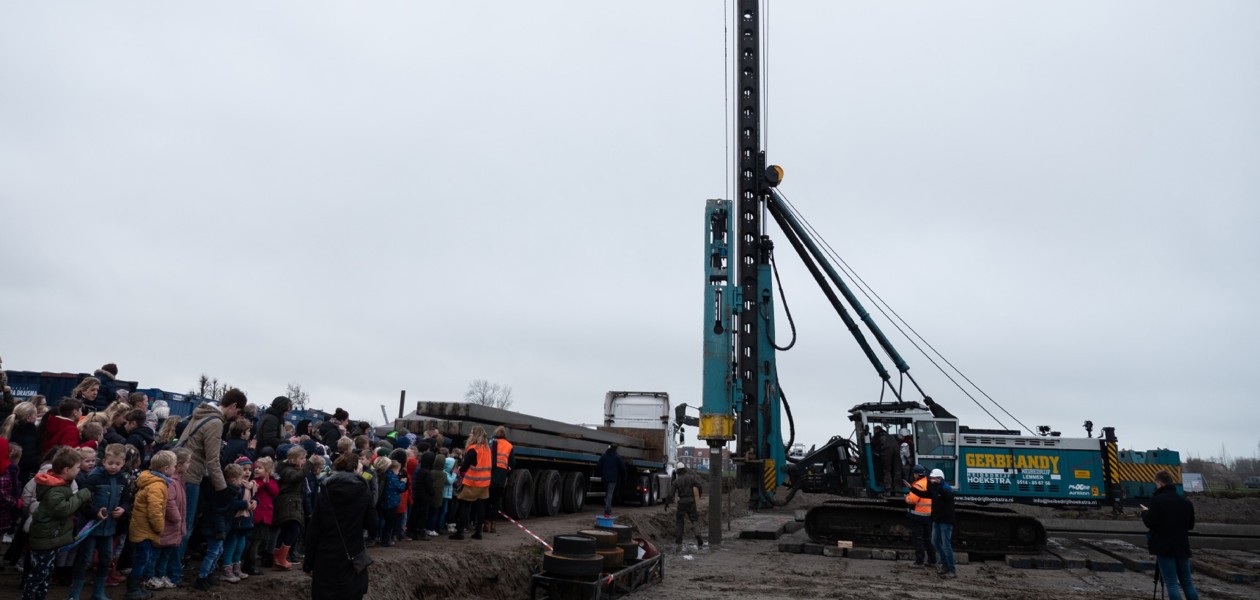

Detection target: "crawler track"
[804, 499, 1046, 554]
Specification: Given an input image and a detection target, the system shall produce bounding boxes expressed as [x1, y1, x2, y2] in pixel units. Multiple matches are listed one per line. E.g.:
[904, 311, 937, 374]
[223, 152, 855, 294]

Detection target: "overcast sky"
[3, 2, 1257, 462]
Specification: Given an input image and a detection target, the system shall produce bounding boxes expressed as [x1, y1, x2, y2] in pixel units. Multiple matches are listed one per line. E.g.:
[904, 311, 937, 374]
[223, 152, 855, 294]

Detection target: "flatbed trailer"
[394, 393, 675, 519]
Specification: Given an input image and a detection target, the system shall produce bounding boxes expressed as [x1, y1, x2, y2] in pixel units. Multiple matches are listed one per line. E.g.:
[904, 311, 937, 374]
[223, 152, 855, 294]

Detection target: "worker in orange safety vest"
[904, 464, 937, 567]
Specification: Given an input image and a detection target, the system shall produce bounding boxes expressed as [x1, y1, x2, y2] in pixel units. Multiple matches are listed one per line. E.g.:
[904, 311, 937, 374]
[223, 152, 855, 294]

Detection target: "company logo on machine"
[1068, 483, 1093, 496]
[964, 452, 1060, 486]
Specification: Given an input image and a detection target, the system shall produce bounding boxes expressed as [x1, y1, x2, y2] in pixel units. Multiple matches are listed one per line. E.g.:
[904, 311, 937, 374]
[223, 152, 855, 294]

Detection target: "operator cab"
[848, 401, 959, 493]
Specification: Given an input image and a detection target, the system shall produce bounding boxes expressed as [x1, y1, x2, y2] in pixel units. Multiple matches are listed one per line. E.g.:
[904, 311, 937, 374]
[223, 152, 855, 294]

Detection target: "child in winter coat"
[24, 447, 93, 600]
[378, 460, 406, 547]
[246, 457, 278, 574]
[437, 456, 456, 533]
[425, 452, 446, 537]
[272, 447, 307, 571]
[127, 450, 175, 600]
[194, 462, 248, 590]
[69, 444, 129, 600]
[150, 447, 189, 590]
[220, 456, 257, 583]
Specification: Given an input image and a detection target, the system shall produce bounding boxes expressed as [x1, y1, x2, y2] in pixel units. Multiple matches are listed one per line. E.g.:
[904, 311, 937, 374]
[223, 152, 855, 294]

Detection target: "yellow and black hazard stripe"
[763, 459, 777, 492]
[1105, 442, 1120, 484]
[1116, 462, 1182, 484]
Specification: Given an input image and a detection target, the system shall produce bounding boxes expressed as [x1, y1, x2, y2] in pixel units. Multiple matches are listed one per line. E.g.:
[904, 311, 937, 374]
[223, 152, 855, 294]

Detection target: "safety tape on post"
[497, 510, 553, 552]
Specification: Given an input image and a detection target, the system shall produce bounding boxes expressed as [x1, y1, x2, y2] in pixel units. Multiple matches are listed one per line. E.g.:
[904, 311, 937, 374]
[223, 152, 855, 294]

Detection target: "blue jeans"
[931, 522, 956, 573]
[198, 539, 225, 579]
[173, 482, 202, 583]
[224, 531, 249, 565]
[70, 535, 114, 599]
[153, 547, 180, 582]
[1157, 556, 1199, 600]
[127, 540, 155, 585]
[429, 498, 449, 532]
[603, 482, 617, 514]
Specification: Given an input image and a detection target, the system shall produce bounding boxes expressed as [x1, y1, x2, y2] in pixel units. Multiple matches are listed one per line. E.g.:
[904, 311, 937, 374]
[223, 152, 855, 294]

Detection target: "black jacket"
[930, 481, 956, 525]
[317, 419, 343, 450]
[1142, 484, 1194, 558]
[596, 448, 625, 484]
[13, 421, 41, 481]
[304, 471, 375, 600]
[125, 426, 155, 461]
[257, 406, 287, 454]
[94, 369, 122, 413]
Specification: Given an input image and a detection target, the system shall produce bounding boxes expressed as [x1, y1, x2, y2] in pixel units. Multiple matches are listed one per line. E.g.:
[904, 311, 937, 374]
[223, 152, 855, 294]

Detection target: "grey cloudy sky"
[3, 2, 1257, 461]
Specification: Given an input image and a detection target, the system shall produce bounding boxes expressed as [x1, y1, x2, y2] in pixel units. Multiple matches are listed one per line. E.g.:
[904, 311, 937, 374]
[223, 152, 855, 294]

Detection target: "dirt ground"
[2, 494, 1256, 600]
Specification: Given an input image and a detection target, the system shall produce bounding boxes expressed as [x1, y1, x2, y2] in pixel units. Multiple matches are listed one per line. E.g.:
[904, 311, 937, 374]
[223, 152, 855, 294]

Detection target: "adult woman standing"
[303, 452, 374, 600]
[448, 425, 491, 540]
[272, 446, 307, 570]
[0, 401, 40, 482]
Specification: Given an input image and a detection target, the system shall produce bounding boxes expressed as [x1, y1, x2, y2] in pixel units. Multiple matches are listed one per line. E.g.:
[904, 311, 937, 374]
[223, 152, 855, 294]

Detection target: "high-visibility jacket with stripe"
[462, 443, 492, 488]
[905, 475, 932, 519]
[493, 439, 513, 472]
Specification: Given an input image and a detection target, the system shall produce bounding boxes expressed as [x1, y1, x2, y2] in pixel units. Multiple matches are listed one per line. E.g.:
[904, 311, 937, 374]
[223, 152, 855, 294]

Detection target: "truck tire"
[560, 472, 587, 513]
[551, 534, 597, 556]
[647, 476, 658, 506]
[637, 475, 651, 506]
[533, 469, 562, 517]
[542, 552, 604, 578]
[503, 468, 534, 520]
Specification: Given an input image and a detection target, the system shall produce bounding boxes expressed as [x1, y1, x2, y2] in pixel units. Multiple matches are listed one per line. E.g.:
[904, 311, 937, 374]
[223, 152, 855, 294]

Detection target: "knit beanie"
[234, 456, 253, 470]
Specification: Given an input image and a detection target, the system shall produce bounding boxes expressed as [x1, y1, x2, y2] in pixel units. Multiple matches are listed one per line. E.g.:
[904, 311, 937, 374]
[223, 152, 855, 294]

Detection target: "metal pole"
[398, 390, 406, 419]
[709, 444, 723, 545]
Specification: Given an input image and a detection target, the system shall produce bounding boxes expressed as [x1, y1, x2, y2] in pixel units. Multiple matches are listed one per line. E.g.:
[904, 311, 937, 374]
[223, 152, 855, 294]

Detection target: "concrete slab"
[1077, 539, 1155, 572]
[1044, 538, 1089, 569]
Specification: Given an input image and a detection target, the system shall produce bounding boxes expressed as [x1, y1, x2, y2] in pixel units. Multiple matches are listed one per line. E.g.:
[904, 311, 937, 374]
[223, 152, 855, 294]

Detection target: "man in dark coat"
[596, 445, 625, 515]
[304, 454, 375, 600]
[929, 468, 957, 579]
[1143, 470, 1199, 600]
[257, 396, 292, 455]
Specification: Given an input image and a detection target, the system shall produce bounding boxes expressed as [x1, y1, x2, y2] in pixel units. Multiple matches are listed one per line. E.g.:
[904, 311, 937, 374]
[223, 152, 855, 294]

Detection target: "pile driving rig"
[692, 0, 1180, 552]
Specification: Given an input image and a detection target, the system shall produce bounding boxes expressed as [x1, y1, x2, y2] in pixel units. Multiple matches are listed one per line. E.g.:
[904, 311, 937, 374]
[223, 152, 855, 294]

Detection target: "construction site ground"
[3, 494, 1257, 599]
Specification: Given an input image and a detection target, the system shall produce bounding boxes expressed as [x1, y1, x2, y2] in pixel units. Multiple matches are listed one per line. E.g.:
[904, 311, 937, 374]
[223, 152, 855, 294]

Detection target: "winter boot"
[123, 576, 153, 600]
[233, 563, 248, 580]
[68, 575, 87, 600]
[193, 577, 212, 591]
[106, 560, 126, 587]
[696, 535, 705, 548]
[220, 565, 239, 583]
[271, 546, 293, 571]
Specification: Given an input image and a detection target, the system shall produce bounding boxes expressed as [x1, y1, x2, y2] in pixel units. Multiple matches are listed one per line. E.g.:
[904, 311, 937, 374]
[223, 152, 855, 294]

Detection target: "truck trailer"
[394, 391, 675, 519]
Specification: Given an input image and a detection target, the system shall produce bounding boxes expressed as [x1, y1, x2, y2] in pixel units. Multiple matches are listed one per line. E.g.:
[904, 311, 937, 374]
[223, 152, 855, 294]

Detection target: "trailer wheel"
[560, 472, 587, 513]
[503, 468, 534, 520]
[638, 475, 652, 506]
[533, 469, 562, 517]
[647, 476, 658, 506]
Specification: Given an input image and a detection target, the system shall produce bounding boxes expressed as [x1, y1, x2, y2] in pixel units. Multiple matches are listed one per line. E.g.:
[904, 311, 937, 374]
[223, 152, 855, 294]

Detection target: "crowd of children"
[0, 371, 515, 600]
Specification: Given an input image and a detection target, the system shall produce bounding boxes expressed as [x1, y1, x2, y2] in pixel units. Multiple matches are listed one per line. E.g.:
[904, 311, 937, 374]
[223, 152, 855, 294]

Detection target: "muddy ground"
[2, 495, 1256, 599]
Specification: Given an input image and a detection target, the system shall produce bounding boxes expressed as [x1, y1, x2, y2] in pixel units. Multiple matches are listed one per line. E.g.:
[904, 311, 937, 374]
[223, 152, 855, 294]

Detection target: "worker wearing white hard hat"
[928, 468, 957, 579]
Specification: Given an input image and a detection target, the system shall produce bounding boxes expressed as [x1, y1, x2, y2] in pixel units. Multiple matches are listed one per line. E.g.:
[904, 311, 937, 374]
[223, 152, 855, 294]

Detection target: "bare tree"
[190, 374, 234, 401]
[286, 382, 310, 411]
[464, 379, 514, 409]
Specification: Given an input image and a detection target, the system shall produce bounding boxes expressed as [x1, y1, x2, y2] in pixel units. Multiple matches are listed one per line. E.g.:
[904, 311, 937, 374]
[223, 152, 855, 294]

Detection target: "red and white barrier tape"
[497, 510, 553, 551]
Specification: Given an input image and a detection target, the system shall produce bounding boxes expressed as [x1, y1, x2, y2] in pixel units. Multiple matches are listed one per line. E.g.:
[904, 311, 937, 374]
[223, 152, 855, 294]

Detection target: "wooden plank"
[1045, 538, 1090, 569]
[395, 418, 654, 460]
[413, 401, 645, 448]
[1198, 548, 1260, 570]
[1041, 518, 1260, 538]
[1077, 539, 1156, 572]
[1005, 554, 1035, 569]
